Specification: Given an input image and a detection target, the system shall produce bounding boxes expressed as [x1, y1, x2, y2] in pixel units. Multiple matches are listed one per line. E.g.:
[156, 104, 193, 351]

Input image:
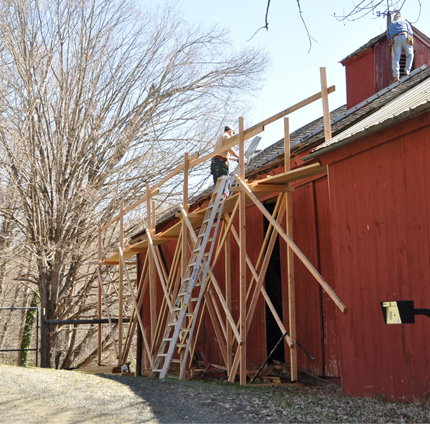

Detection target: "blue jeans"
[392, 34, 414, 78]
[211, 157, 228, 186]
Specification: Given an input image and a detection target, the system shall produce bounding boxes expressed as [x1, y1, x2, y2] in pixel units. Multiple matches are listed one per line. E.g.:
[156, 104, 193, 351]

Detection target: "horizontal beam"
[45, 318, 131, 325]
[230, 184, 295, 193]
[236, 175, 346, 313]
[192, 86, 335, 169]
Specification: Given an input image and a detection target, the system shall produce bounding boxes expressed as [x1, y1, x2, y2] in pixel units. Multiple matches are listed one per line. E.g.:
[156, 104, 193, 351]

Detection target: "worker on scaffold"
[387, 10, 414, 84]
[210, 125, 240, 186]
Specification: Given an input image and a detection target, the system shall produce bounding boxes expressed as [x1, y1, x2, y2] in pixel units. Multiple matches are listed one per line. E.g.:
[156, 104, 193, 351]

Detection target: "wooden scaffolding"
[94, 68, 346, 384]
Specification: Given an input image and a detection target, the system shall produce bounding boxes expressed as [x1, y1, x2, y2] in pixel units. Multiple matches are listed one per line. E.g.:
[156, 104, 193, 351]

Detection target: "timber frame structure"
[94, 68, 347, 384]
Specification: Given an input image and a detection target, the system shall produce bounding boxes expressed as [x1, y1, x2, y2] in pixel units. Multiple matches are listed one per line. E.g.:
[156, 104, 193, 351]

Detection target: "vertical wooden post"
[182, 153, 189, 277]
[97, 228, 102, 365]
[118, 202, 124, 365]
[147, 184, 157, 345]
[40, 308, 46, 368]
[320, 67, 332, 141]
[225, 225, 232, 374]
[238, 116, 247, 385]
[284, 118, 297, 382]
[136, 253, 143, 376]
[152, 200, 156, 232]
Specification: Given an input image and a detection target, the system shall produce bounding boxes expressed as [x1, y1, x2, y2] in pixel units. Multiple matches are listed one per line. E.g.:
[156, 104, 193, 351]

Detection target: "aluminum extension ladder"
[151, 176, 231, 379]
[151, 135, 261, 379]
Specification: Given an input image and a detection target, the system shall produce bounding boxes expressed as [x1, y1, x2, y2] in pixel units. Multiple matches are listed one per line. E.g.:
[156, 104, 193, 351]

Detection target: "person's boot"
[405, 70, 410, 76]
[391, 76, 400, 83]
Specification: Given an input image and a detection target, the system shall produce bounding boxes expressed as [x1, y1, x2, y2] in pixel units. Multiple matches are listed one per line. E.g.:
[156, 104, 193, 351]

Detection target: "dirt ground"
[0, 365, 429, 423]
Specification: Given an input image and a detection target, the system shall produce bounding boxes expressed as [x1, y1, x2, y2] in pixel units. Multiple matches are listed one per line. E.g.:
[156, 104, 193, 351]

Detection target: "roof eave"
[302, 102, 430, 162]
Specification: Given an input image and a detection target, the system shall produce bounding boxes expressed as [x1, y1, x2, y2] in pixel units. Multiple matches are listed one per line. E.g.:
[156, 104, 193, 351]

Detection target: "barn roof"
[130, 64, 430, 242]
[247, 64, 430, 173]
[307, 65, 430, 159]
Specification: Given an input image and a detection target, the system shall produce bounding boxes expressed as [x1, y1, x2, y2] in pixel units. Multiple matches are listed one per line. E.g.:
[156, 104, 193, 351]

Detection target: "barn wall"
[280, 175, 340, 377]
[325, 114, 430, 402]
[137, 171, 340, 377]
[345, 51, 375, 109]
[344, 32, 430, 110]
[374, 39, 391, 92]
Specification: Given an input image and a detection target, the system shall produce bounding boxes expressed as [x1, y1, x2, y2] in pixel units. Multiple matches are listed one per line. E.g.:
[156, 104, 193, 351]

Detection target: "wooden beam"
[119, 247, 153, 368]
[320, 67, 332, 141]
[192, 86, 335, 169]
[228, 222, 292, 347]
[236, 175, 347, 313]
[97, 228, 102, 365]
[249, 163, 327, 187]
[147, 232, 173, 312]
[230, 184, 294, 193]
[100, 188, 160, 232]
[118, 202, 124, 366]
[238, 117, 247, 386]
[147, 184, 157, 346]
[182, 152, 190, 282]
[285, 117, 298, 382]
[225, 224, 232, 374]
[96, 267, 119, 360]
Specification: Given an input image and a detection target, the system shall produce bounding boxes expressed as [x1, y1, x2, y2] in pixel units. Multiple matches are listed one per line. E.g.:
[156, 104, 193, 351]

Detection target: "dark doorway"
[263, 201, 285, 363]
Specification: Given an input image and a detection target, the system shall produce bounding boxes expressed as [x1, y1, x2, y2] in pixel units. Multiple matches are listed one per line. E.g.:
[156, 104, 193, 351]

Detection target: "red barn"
[117, 25, 430, 402]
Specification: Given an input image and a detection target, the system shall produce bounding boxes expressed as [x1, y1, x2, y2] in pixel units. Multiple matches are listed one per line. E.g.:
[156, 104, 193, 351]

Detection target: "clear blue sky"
[146, 0, 429, 150]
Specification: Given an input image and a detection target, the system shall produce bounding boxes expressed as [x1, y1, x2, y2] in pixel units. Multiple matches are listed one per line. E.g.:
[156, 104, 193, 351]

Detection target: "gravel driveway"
[0, 365, 429, 423]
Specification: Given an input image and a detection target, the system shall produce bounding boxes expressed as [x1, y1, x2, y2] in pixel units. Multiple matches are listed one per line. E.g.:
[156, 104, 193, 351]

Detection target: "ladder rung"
[171, 359, 183, 364]
[152, 369, 163, 373]
[158, 353, 167, 357]
[163, 337, 173, 342]
[176, 343, 187, 348]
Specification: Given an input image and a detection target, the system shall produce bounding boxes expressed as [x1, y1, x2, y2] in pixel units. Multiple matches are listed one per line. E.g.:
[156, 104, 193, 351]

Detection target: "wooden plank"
[230, 184, 294, 193]
[205, 294, 228, 366]
[239, 117, 247, 386]
[119, 247, 153, 368]
[248, 163, 327, 187]
[100, 188, 160, 232]
[96, 267, 119, 360]
[118, 202, 124, 366]
[228, 221, 292, 347]
[287, 191, 297, 381]
[182, 153, 190, 280]
[225, 226, 232, 374]
[320, 67, 332, 141]
[97, 228, 102, 365]
[236, 175, 347, 313]
[285, 117, 298, 382]
[146, 232, 173, 312]
[147, 185, 157, 345]
[192, 86, 335, 169]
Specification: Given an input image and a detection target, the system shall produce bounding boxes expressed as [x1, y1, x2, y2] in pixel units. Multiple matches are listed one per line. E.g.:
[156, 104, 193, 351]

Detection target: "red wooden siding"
[345, 50, 375, 109]
[280, 176, 340, 377]
[325, 117, 430, 402]
[374, 39, 392, 92]
[138, 172, 341, 378]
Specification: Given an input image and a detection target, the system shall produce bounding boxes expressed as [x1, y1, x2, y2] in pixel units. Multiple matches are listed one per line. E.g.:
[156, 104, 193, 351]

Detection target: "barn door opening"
[263, 201, 284, 362]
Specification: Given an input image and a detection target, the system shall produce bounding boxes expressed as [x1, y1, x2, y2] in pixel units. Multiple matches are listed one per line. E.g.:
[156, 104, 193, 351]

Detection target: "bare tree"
[254, 1, 421, 51]
[0, 0, 268, 368]
[333, 0, 422, 22]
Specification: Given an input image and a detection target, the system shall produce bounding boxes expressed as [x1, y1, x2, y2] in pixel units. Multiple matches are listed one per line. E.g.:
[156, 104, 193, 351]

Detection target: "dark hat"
[224, 125, 235, 133]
